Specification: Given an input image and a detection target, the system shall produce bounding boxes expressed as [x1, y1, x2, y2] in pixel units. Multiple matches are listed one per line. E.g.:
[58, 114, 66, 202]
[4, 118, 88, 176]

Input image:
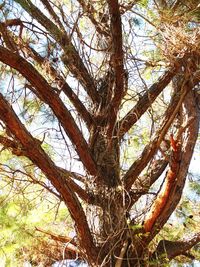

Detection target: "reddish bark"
[0, 93, 98, 264]
[0, 46, 99, 178]
[107, 0, 125, 138]
[0, 1, 200, 266]
[15, 0, 100, 103]
[143, 135, 180, 233]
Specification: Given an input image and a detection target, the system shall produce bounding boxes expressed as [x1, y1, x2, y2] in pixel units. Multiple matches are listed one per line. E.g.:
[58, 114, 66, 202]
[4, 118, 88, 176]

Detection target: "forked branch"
[0, 135, 93, 204]
[118, 65, 181, 139]
[15, 0, 99, 103]
[123, 79, 190, 190]
[0, 45, 98, 177]
[0, 92, 98, 262]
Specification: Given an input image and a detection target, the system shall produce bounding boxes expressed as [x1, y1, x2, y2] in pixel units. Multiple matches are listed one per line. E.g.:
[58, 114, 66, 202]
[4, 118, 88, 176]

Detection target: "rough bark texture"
[0, 1, 200, 266]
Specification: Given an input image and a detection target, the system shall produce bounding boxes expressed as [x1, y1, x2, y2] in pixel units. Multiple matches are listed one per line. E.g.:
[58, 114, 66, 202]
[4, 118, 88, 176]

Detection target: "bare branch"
[0, 135, 93, 204]
[0, 92, 98, 261]
[118, 66, 181, 139]
[127, 159, 168, 209]
[14, 0, 99, 103]
[0, 45, 99, 176]
[40, 0, 65, 31]
[35, 226, 77, 247]
[35, 226, 79, 258]
[123, 78, 190, 191]
[77, 0, 110, 37]
[120, 1, 140, 14]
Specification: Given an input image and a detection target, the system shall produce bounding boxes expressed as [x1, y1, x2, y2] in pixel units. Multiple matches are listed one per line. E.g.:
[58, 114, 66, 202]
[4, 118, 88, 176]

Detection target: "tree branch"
[145, 90, 200, 237]
[127, 159, 168, 209]
[0, 92, 98, 261]
[23, 43, 93, 129]
[143, 134, 182, 233]
[35, 226, 77, 247]
[77, 0, 110, 37]
[35, 226, 79, 257]
[0, 22, 17, 50]
[0, 22, 93, 129]
[14, 0, 99, 103]
[0, 135, 94, 204]
[0, 163, 63, 200]
[0, 45, 99, 177]
[151, 232, 200, 264]
[40, 0, 65, 31]
[118, 66, 180, 139]
[106, 0, 125, 138]
[123, 78, 190, 191]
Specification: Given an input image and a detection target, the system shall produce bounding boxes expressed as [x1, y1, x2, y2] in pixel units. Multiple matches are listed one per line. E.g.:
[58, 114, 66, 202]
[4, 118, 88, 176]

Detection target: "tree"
[0, 0, 200, 266]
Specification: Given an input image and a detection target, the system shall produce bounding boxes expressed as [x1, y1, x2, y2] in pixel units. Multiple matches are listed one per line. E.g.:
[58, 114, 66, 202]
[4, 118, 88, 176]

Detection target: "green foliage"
[0, 0, 200, 266]
[0, 188, 70, 266]
[138, 0, 148, 8]
[0, 148, 71, 266]
[189, 175, 200, 196]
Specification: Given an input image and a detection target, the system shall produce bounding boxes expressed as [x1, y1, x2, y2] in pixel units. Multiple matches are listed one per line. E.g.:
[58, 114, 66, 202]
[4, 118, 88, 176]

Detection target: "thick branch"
[128, 89, 200, 267]
[123, 79, 190, 191]
[152, 232, 200, 263]
[146, 90, 200, 237]
[0, 45, 98, 176]
[119, 54, 200, 139]
[118, 66, 180, 138]
[0, 135, 93, 204]
[14, 0, 99, 103]
[1, 26, 86, 124]
[25, 44, 93, 129]
[107, 0, 125, 137]
[0, 93, 98, 262]
[130, 92, 200, 267]
[143, 134, 181, 233]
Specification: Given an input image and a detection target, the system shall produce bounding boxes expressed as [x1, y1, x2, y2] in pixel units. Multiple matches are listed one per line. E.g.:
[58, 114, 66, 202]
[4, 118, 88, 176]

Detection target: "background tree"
[0, 0, 200, 266]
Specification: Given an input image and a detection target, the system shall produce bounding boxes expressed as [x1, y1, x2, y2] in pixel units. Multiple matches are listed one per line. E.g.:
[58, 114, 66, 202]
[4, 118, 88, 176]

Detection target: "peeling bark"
[143, 134, 181, 233]
[123, 79, 190, 190]
[147, 90, 200, 237]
